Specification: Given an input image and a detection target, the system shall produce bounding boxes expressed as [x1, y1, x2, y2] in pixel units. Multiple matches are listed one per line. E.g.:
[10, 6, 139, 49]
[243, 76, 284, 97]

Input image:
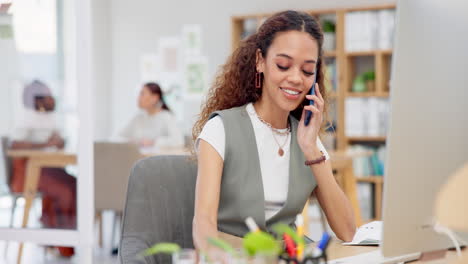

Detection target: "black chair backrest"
[1, 137, 12, 188]
[119, 155, 197, 264]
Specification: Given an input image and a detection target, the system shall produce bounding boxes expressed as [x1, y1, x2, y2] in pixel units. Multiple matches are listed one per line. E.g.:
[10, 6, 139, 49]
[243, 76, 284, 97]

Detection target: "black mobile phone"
[304, 71, 317, 126]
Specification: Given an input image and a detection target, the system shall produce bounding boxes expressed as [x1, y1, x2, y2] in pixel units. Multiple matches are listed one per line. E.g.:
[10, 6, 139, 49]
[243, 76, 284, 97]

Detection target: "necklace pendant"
[278, 148, 284, 156]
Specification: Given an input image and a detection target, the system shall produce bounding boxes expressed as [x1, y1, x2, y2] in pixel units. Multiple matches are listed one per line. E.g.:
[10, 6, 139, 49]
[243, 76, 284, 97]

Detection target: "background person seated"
[9, 80, 76, 258]
[119, 82, 184, 150]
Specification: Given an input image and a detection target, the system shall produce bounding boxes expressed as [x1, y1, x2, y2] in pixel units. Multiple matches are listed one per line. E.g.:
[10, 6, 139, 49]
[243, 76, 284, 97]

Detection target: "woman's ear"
[255, 49, 265, 73]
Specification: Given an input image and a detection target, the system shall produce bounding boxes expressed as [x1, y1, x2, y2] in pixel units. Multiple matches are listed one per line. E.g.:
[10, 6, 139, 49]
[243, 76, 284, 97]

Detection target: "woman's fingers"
[315, 83, 324, 101]
[303, 104, 320, 114]
[305, 95, 324, 111]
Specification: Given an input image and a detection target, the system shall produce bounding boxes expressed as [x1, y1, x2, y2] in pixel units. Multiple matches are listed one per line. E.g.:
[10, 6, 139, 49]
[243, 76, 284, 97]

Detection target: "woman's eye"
[303, 70, 314, 76]
[276, 64, 289, 70]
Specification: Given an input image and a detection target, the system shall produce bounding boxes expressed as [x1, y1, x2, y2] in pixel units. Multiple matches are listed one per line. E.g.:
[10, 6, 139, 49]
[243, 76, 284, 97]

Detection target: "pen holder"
[278, 252, 327, 264]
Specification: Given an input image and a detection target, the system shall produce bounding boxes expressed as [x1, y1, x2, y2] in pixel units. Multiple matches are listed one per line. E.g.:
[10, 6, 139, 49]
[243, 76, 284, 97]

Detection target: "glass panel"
[0, 0, 78, 236]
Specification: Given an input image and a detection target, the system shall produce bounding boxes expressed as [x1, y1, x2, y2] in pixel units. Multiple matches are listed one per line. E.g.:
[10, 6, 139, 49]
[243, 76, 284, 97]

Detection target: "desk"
[326, 241, 465, 263]
[141, 146, 191, 157]
[7, 150, 77, 264]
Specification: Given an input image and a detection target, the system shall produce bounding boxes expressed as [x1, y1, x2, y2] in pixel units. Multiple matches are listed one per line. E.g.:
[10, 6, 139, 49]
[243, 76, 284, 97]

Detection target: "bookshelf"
[231, 4, 396, 221]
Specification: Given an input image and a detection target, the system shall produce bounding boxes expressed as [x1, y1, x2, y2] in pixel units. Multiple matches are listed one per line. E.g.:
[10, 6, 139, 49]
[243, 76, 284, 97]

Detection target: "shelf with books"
[345, 49, 393, 57]
[345, 4, 396, 12]
[345, 55, 376, 94]
[356, 176, 384, 220]
[345, 50, 378, 57]
[380, 49, 393, 55]
[377, 52, 392, 93]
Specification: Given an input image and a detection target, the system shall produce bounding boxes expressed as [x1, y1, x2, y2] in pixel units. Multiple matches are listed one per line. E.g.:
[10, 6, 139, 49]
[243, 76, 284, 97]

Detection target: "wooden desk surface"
[8, 147, 190, 159]
[7, 149, 77, 160]
[141, 147, 191, 157]
[325, 240, 465, 263]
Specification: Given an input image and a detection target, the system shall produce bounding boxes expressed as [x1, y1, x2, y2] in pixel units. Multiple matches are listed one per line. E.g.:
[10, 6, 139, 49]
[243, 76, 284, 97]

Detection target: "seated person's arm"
[312, 160, 356, 242]
[193, 139, 224, 251]
[11, 132, 64, 150]
[11, 140, 48, 149]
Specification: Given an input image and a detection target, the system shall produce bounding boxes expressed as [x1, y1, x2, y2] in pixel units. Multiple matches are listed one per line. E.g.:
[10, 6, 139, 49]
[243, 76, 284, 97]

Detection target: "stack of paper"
[347, 145, 386, 177]
[345, 10, 396, 51]
[345, 98, 389, 137]
[377, 9, 396, 49]
[343, 221, 382, 246]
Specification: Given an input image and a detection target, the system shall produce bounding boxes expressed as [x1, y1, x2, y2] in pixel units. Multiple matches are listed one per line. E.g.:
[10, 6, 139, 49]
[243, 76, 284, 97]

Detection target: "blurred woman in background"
[120, 82, 184, 149]
[10, 80, 76, 257]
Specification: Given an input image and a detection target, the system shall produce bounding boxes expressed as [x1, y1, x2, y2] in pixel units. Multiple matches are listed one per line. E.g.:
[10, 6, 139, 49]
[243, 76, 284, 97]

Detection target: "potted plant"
[363, 71, 376, 92]
[322, 20, 336, 51]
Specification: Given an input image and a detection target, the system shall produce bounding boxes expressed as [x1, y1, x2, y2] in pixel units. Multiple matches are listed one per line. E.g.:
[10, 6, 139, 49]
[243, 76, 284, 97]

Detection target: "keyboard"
[329, 250, 421, 264]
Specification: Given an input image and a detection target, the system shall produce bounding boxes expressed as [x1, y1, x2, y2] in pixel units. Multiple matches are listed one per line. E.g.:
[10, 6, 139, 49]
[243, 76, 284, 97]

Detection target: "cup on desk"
[172, 249, 197, 264]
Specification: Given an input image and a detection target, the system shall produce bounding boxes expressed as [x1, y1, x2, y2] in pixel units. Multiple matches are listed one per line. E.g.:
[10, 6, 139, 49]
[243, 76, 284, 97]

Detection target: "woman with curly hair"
[192, 10, 356, 250]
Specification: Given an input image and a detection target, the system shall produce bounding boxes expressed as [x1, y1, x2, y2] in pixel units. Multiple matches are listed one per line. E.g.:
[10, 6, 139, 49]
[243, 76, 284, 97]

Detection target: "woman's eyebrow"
[276, 53, 316, 64]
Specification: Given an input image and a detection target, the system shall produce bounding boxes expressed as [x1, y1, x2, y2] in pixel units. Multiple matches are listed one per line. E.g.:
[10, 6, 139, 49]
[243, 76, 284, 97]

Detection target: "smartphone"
[304, 71, 317, 126]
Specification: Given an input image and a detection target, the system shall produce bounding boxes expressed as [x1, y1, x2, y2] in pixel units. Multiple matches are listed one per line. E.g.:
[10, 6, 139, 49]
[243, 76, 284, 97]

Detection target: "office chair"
[119, 155, 197, 264]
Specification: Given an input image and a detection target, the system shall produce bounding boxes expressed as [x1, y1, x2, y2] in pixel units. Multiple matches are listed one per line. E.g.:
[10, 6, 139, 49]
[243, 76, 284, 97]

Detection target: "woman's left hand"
[297, 84, 324, 159]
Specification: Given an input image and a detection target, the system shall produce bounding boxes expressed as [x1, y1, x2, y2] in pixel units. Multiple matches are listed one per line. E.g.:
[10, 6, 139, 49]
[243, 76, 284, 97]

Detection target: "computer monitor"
[382, 0, 468, 259]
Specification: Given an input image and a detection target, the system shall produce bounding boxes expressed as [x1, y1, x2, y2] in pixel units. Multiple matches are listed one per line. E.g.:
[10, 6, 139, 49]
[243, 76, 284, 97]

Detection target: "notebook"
[343, 221, 382, 246]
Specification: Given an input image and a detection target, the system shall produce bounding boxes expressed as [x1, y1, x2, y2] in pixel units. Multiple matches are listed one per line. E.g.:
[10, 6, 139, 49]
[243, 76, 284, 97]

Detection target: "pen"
[312, 232, 331, 257]
[283, 233, 296, 258]
[245, 217, 260, 233]
[296, 215, 304, 260]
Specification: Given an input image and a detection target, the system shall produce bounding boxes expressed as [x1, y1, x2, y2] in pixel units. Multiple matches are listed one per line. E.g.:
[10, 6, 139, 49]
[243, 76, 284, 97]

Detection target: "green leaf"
[363, 71, 376, 81]
[207, 237, 236, 255]
[322, 20, 336, 33]
[139, 243, 181, 257]
[271, 223, 305, 245]
[242, 231, 281, 257]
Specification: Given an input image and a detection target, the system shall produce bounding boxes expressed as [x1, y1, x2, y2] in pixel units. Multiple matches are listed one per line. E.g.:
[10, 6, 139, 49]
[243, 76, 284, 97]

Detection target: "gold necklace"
[248, 107, 291, 156]
[250, 110, 291, 136]
[272, 131, 289, 156]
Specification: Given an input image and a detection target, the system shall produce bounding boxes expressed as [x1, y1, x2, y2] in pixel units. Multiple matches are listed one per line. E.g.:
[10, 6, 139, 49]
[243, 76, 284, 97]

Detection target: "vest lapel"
[239, 107, 267, 230]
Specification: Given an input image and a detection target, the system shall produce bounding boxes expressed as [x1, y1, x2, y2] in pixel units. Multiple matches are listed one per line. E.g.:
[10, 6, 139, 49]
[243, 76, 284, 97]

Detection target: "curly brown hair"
[192, 10, 330, 146]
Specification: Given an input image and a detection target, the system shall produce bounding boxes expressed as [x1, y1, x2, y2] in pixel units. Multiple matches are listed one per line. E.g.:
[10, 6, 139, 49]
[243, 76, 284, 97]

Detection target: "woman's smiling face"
[257, 30, 319, 112]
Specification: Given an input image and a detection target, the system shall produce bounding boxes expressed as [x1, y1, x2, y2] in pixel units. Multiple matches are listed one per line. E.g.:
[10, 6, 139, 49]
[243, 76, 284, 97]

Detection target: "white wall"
[91, 0, 111, 140]
[0, 15, 17, 137]
[93, 0, 396, 138]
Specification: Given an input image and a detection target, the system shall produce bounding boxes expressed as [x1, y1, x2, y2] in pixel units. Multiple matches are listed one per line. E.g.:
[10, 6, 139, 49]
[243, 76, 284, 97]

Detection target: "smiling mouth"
[280, 87, 301, 95]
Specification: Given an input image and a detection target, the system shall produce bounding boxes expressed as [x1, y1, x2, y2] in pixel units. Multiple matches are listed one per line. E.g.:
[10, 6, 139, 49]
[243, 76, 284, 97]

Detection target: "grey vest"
[209, 105, 317, 237]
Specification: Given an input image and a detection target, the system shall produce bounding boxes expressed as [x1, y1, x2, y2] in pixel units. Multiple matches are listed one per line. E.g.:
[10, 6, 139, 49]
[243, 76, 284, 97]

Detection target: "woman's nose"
[287, 68, 302, 85]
